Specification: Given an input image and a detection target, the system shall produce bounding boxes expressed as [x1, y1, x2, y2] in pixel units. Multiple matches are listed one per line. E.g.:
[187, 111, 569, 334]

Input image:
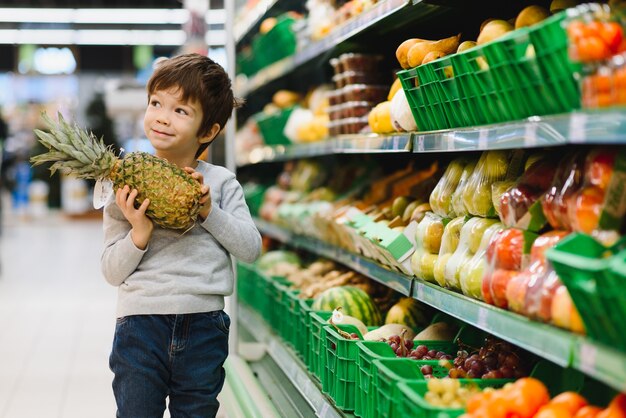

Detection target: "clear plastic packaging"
[542, 151, 586, 231]
[433, 216, 465, 287]
[450, 159, 477, 217]
[481, 228, 538, 308]
[410, 212, 445, 283]
[443, 217, 500, 291]
[498, 156, 559, 231]
[338, 53, 383, 73]
[429, 157, 471, 218]
[462, 151, 522, 218]
[460, 222, 504, 300]
[342, 84, 389, 102]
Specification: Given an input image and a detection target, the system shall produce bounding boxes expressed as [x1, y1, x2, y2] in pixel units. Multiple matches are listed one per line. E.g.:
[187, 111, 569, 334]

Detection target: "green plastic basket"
[373, 357, 513, 418]
[396, 378, 511, 418]
[323, 324, 366, 411]
[309, 311, 333, 381]
[235, 262, 256, 306]
[264, 275, 291, 333]
[397, 67, 439, 132]
[528, 11, 581, 112]
[252, 14, 297, 69]
[546, 233, 626, 350]
[296, 298, 314, 365]
[281, 287, 302, 349]
[254, 106, 295, 146]
[450, 46, 512, 125]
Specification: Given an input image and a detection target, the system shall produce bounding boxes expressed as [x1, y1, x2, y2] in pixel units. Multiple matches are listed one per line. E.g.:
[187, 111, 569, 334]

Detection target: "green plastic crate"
[252, 14, 296, 69]
[236, 262, 256, 306]
[397, 67, 439, 132]
[396, 378, 511, 418]
[309, 311, 333, 381]
[373, 358, 513, 418]
[254, 106, 295, 146]
[449, 46, 512, 125]
[264, 275, 291, 333]
[281, 287, 301, 348]
[355, 338, 458, 418]
[546, 233, 626, 350]
[528, 11, 581, 112]
[297, 298, 314, 365]
[323, 324, 366, 411]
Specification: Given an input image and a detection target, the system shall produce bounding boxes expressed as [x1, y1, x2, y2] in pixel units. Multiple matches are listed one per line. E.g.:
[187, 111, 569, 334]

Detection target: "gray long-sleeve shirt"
[101, 160, 262, 318]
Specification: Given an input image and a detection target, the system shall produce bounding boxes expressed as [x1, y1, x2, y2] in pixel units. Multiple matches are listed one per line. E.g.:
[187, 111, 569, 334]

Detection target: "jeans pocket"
[115, 316, 129, 326]
[215, 311, 230, 335]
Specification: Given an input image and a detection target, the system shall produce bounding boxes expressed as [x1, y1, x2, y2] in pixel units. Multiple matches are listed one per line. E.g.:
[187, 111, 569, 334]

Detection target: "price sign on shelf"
[579, 342, 598, 375]
[417, 135, 425, 152]
[477, 307, 488, 329]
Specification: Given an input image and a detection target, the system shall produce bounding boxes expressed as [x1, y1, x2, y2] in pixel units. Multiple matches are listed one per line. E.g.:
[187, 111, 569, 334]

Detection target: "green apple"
[434, 253, 452, 287]
[460, 258, 486, 299]
[418, 252, 439, 282]
[468, 218, 499, 254]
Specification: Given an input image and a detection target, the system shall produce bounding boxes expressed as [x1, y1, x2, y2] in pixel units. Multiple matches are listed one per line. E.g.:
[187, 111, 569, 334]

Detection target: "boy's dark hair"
[147, 53, 244, 158]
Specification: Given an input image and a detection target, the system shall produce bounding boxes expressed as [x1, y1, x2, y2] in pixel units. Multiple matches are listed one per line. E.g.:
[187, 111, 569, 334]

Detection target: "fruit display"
[31, 113, 203, 230]
[443, 217, 500, 291]
[424, 378, 482, 409]
[384, 297, 434, 333]
[542, 151, 587, 231]
[434, 216, 466, 287]
[411, 212, 446, 282]
[482, 228, 539, 308]
[451, 159, 478, 217]
[498, 156, 560, 232]
[462, 150, 524, 218]
[460, 222, 505, 300]
[446, 336, 530, 380]
[462, 380, 626, 418]
[311, 285, 383, 326]
[430, 157, 472, 218]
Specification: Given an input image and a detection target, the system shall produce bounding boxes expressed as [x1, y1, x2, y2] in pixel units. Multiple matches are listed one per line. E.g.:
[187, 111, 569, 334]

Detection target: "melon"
[384, 297, 432, 332]
[312, 286, 382, 326]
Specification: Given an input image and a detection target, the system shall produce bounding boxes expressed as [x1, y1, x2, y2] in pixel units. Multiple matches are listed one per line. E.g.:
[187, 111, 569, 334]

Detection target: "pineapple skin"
[110, 152, 203, 230]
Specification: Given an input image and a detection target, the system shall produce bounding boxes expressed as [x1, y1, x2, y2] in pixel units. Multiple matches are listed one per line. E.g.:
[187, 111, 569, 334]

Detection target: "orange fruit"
[512, 378, 550, 417]
[577, 36, 612, 62]
[551, 392, 589, 415]
[536, 404, 575, 418]
[574, 406, 603, 418]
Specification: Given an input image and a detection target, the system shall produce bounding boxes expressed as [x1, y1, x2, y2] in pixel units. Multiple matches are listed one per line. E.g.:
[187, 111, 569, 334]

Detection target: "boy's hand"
[116, 185, 153, 250]
[184, 167, 212, 220]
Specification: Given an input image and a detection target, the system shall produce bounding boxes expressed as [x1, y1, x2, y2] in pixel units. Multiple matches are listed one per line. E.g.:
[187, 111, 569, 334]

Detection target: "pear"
[477, 20, 514, 45]
[422, 50, 447, 65]
[391, 196, 410, 218]
[407, 34, 461, 68]
[457, 41, 477, 53]
[396, 38, 427, 69]
[402, 200, 421, 223]
[515, 5, 550, 29]
[550, 0, 582, 13]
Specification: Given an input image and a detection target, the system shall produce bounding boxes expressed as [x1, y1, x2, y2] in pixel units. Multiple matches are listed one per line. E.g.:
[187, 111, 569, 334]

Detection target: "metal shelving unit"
[237, 110, 626, 166]
[238, 303, 351, 418]
[255, 219, 626, 393]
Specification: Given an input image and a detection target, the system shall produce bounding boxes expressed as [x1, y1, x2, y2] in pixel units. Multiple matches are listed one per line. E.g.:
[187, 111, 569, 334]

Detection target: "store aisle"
[0, 213, 118, 418]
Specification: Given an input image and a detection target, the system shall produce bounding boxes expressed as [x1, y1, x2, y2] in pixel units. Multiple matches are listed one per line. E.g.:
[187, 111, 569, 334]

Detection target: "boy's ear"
[199, 123, 221, 144]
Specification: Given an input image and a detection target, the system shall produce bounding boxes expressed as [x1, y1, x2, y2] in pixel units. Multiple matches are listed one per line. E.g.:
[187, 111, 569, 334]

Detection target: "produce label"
[93, 179, 113, 209]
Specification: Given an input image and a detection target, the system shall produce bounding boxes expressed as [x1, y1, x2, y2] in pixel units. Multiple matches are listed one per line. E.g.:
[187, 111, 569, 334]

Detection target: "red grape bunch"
[447, 337, 529, 379]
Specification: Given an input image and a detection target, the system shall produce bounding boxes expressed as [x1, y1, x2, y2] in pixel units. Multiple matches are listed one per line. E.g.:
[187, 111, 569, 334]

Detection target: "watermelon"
[384, 297, 433, 333]
[256, 250, 300, 272]
[312, 286, 382, 326]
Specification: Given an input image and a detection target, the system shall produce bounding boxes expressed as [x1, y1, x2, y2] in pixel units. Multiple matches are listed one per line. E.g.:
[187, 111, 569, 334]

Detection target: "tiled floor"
[0, 212, 119, 418]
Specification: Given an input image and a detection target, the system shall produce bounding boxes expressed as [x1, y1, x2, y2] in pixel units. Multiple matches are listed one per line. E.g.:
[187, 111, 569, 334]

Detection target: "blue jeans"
[109, 311, 230, 418]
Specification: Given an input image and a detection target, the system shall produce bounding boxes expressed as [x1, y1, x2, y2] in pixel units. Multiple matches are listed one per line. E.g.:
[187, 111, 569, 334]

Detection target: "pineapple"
[31, 112, 202, 230]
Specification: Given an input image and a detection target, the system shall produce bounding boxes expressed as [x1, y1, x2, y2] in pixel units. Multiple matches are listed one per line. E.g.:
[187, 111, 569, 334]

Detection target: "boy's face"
[143, 87, 206, 160]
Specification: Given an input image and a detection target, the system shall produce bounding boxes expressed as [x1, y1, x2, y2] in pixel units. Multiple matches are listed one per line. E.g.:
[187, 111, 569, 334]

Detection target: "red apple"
[587, 149, 615, 189]
[522, 158, 558, 191]
[491, 269, 518, 309]
[506, 270, 531, 314]
[494, 228, 524, 270]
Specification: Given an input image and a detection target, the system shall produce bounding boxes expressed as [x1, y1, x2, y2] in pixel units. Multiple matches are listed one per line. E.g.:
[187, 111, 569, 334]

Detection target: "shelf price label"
[477, 307, 488, 329]
[569, 112, 587, 143]
[417, 135, 425, 152]
[478, 129, 488, 150]
[579, 342, 598, 375]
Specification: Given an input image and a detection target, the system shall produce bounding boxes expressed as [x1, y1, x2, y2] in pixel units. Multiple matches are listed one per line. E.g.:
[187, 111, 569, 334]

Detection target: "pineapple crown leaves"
[31, 111, 117, 179]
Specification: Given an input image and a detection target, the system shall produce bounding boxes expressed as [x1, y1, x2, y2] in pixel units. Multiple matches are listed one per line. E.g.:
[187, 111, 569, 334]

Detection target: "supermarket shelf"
[238, 133, 411, 165]
[255, 219, 626, 392]
[254, 218, 413, 296]
[234, 0, 304, 44]
[413, 110, 626, 153]
[238, 303, 351, 418]
[237, 110, 626, 166]
[237, 0, 410, 97]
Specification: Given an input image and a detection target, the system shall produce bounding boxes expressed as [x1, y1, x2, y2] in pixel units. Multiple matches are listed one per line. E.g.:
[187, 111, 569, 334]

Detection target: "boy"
[101, 53, 262, 418]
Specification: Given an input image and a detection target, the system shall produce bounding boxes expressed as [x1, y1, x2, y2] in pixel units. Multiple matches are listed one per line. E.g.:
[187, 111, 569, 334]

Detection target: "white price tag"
[478, 129, 488, 150]
[416, 283, 424, 301]
[569, 112, 588, 143]
[417, 135, 425, 152]
[579, 342, 598, 374]
[446, 134, 455, 151]
[477, 307, 488, 329]
[93, 179, 113, 209]
[524, 122, 538, 147]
